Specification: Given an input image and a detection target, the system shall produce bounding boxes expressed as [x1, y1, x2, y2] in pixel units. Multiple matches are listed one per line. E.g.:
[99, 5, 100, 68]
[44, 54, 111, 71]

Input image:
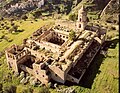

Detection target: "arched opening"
[79, 24, 81, 28]
[80, 18, 81, 21]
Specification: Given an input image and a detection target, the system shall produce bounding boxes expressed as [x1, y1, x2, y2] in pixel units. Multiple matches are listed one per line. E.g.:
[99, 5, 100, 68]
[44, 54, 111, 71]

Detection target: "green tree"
[13, 25, 19, 32]
[32, 9, 42, 18]
[3, 84, 16, 93]
[69, 30, 76, 40]
[20, 88, 33, 93]
[21, 15, 28, 21]
[0, 17, 4, 21]
[69, 13, 77, 21]
[0, 83, 3, 92]
[38, 87, 50, 93]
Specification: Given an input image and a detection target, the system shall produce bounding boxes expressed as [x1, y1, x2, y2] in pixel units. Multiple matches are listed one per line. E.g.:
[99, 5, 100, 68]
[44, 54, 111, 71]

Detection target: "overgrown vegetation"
[69, 30, 76, 40]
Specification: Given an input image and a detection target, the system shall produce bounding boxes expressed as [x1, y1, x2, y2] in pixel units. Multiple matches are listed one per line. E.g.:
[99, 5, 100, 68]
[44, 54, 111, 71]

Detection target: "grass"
[0, 16, 119, 93]
[72, 37, 119, 93]
[0, 19, 54, 51]
[0, 24, 119, 93]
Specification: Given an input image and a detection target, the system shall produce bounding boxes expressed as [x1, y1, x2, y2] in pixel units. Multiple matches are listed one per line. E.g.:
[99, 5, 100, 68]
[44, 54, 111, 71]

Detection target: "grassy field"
[0, 32, 119, 93]
[74, 38, 119, 93]
[0, 17, 119, 93]
[0, 19, 54, 51]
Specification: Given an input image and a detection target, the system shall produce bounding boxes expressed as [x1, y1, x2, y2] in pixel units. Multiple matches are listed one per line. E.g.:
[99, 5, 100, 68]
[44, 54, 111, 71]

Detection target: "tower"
[77, 5, 88, 30]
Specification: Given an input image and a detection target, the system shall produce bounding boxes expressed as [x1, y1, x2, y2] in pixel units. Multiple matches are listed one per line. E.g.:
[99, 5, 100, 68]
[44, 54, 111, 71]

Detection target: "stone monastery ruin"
[5, 6, 106, 85]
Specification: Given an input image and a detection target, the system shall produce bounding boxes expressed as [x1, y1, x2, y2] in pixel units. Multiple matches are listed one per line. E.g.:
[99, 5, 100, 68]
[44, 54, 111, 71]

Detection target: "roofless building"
[5, 6, 106, 85]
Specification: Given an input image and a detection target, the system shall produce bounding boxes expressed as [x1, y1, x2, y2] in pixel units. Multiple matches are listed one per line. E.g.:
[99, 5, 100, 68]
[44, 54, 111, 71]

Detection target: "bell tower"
[77, 5, 88, 30]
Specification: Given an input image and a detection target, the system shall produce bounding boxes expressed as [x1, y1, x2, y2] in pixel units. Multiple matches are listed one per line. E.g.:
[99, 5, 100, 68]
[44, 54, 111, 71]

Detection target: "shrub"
[111, 27, 116, 30]
[21, 15, 28, 21]
[13, 25, 19, 32]
[0, 17, 4, 21]
[5, 26, 10, 30]
[69, 30, 76, 41]
[69, 13, 77, 21]
[0, 51, 5, 58]
[89, 23, 93, 26]
[11, 23, 15, 26]
[32, 9, 42, 18]
[0, 83, 2, 91]
[10, 18, 14, 22]
[3, 35, 13, 42]
[1, 23, 4, 26]
[0, 39, 2, 42]
[0, 35, 5, 39]
[3, 84, 16, 93]
[20, 88, 33, 93]
[38, 87, 50, 93]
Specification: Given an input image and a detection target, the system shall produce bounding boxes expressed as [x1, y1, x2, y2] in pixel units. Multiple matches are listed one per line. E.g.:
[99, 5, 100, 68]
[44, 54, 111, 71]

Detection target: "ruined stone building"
[5, 6, 106, 85]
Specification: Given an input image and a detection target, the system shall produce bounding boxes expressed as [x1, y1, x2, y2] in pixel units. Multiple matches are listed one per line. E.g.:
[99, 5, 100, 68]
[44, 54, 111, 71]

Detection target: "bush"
[0, 51, 5, 58]
[0, 39, 2, 42]
[3, 85, 16, 93]
[3, 35, 13, 42]
[13, 25, 19, 32]
[0, 35, 5, 39]
[11, 23, 15, 26]
[69, 30, 76, 40]
[69, 13, 77, 21]
[38, 87, 50, 93]
[21, 15, 28, 21]
[20, 88, 33, 93]
[0, 83, 2, 91]
[1, 23, 4, 26]
[5, 26, 10, 30]
[0, 17, 4, 21]
[32, 9, 42, 18]
[110, 27, 116, 30]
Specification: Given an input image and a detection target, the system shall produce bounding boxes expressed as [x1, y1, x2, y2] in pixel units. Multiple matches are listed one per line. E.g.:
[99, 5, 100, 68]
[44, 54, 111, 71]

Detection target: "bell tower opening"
[79, 18, 81, 22]
[77, 5, 88, 30]
[79, 24, 81, 28]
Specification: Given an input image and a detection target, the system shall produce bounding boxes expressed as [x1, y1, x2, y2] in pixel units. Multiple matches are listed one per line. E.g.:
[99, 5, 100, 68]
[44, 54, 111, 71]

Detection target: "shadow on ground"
[64, 38, 119, 89]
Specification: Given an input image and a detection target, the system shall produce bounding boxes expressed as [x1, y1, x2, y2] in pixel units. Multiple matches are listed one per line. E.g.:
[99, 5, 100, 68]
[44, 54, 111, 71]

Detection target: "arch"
[79, 24, 81, 28]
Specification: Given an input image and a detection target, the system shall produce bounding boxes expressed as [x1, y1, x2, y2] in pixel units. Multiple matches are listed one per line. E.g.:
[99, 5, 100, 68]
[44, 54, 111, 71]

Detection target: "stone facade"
[5, 6, 106, 85]
[77, 5, 88, 30]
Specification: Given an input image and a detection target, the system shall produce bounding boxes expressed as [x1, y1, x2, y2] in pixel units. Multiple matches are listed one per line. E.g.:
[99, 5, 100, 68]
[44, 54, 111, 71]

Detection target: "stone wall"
[33, 63, 50, 85]
[49, 66, 66, 84]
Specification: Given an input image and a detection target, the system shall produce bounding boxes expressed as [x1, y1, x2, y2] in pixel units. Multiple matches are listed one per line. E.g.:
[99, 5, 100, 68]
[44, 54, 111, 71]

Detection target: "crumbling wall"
[33, 63, 50, 85]
[49, 66, 66, 84]
[5, 52, 18, 72]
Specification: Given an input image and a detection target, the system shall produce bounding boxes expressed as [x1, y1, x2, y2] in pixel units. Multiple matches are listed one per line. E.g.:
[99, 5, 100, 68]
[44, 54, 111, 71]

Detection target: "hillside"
[0, 0, 119, 93]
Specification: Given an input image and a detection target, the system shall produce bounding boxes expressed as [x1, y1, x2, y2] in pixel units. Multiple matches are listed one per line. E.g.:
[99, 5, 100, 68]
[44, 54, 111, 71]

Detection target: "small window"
[79, 24, 81, 28]
[36, 70, 39, 74]
[80, 18, 81, 21]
